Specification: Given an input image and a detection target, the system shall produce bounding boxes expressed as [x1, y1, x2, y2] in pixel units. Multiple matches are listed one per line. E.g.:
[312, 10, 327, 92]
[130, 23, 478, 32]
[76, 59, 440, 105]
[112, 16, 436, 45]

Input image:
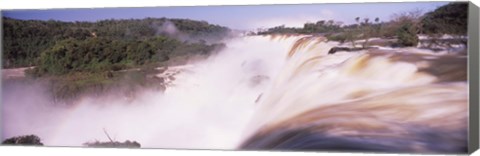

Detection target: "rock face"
[328, 47, 379, 54]
[1, 67, 34, 79]
[2, 135, 44, 146]
[155, 65, 193, 88]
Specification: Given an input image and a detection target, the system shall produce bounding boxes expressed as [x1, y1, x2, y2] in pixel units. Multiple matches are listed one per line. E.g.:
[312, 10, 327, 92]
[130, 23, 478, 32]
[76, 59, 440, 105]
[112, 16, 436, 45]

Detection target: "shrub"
[2, 135, 44, 146]
[396, 22, 419, 47]
[326, 33, 348, 43]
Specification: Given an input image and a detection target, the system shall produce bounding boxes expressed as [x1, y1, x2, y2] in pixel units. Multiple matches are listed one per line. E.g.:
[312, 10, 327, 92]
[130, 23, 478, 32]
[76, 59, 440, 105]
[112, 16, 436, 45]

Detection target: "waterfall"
[2, 35, 467, 153]
[240, 35, 467, 153]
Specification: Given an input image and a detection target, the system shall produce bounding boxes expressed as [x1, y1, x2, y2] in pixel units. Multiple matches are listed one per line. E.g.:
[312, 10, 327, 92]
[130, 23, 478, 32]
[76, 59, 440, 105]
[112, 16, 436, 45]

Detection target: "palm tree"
[361, 18, 372, 48]
[350, 17, 361, 48]
[373, 17, 381, 37]
[363, 18, 370, 25]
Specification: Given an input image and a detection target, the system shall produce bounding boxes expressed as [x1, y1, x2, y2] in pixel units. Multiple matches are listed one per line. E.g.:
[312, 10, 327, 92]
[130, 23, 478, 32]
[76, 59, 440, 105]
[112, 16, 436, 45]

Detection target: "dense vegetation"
[3, 17, 230, 69]
[32, 36, 223, 76]
[421, 2, 468, 36]
[2, 17, 230, 102]
[257, 2, 468, 48]
[259, 20, 343, 35]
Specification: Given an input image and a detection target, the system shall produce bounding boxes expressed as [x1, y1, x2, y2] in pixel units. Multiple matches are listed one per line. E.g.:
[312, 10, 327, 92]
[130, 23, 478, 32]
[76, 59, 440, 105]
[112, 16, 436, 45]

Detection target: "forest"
[2, 17, 231, 101]
[2, 17, 230, 69]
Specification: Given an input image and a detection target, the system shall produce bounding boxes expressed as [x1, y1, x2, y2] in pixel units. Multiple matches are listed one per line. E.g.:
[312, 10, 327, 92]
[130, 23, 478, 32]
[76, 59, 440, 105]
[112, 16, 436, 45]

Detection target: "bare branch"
[103, 128, 114, 143]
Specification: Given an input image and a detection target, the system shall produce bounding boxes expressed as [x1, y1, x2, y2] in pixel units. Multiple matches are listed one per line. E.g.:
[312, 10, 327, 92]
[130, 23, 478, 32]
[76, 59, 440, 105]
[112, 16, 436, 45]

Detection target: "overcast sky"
[2, 2, 448, 30]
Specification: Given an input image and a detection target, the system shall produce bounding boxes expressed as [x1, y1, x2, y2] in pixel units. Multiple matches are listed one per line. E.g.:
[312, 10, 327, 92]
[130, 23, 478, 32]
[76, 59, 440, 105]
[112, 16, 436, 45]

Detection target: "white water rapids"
[2, 35, 467, 152]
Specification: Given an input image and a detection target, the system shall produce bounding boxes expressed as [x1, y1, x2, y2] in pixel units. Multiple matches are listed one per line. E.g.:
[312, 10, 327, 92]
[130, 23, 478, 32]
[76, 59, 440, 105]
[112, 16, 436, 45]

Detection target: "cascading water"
[240, 35, 467, 153]
[2, 35, 467, 153]
[2, 35, 298, 149]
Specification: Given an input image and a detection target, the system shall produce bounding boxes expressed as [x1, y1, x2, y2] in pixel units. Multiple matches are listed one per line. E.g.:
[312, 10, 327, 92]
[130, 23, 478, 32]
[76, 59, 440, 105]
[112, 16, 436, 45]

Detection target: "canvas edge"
[468, 1, 480, 154]
[0, 2, 476, 155]
[0, 10, 4, 143]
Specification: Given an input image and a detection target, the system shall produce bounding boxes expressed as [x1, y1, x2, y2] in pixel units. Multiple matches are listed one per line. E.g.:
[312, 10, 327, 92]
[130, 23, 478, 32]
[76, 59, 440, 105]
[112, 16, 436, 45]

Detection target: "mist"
[151, 19, 236, 44]
[2, 36, 295, 149]
[2, 35, 467, 153]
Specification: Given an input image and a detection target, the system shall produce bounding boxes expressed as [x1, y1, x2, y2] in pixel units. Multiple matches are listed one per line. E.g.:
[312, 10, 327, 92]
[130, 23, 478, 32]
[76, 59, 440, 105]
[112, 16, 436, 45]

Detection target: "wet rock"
[328, 47, 378, 54]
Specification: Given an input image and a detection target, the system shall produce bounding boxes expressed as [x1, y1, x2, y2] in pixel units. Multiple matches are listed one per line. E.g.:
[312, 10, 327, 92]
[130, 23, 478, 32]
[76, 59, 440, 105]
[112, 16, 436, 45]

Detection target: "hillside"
[2, 17, 231, 103]
[2, 17, 231, 69]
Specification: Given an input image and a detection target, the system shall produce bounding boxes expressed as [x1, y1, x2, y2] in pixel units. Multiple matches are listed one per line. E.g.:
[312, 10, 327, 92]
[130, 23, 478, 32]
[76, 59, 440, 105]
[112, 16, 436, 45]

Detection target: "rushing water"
[2, 35, 467, 153]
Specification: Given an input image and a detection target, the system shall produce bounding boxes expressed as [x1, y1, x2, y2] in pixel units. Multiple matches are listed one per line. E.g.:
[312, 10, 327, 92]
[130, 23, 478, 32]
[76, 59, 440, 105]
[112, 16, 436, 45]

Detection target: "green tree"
[2, 17, 231, 68]
[396, 22, 419, 47]
[390, 10, 423, 47]
[421, 2, 468, 35]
